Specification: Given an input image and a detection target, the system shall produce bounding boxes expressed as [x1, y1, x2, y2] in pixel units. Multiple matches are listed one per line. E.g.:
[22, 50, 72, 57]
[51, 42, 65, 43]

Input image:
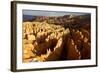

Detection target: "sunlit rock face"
[22, 14, 91, 63]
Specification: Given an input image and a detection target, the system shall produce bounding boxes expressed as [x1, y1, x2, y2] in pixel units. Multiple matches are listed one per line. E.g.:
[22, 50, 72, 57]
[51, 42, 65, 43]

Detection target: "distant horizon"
[23, 10, 90, 17]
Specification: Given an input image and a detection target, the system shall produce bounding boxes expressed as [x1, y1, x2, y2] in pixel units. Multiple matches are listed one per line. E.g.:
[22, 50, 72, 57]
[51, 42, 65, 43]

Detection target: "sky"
[23, 10, 90, 16]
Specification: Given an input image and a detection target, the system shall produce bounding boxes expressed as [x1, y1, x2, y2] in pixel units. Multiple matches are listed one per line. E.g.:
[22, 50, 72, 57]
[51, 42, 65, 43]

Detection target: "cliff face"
[22, 14, 91, 62]
[35, 14, 90, 27]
